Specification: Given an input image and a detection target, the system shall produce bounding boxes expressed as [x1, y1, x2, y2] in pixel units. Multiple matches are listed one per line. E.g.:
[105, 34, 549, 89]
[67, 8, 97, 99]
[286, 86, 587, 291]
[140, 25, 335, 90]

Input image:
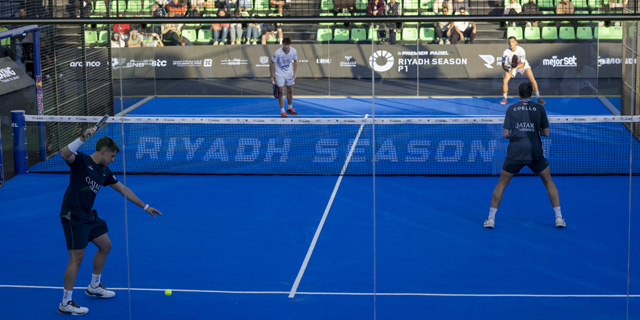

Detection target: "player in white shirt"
[269, 37, 299, 118]
[501, 36, 545, 105]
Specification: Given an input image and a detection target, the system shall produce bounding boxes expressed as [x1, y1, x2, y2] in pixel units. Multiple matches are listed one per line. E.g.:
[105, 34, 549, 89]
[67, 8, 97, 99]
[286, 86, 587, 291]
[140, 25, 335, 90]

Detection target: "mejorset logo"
[369, 50, 394, 72]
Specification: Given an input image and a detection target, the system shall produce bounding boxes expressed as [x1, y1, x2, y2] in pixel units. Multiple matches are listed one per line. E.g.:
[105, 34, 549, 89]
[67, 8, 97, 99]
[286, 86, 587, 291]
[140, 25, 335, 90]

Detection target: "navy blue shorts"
[502, 158, 549, 174]
[60, 210, 109, 250]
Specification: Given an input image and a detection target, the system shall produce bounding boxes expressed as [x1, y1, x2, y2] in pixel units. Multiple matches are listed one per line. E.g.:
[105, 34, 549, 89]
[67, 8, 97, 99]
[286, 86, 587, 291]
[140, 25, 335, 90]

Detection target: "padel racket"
[273, 82, 280, 99]
[511, 55, 520, 68]
[87, 114, 110, 138]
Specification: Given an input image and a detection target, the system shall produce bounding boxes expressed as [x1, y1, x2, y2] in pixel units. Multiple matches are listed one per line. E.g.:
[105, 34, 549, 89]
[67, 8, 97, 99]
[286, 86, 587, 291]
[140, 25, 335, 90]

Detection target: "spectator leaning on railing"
[555, 0, 576, 29]
[503, 0, 522, 27]
[433, 6, 452, 44]
[450, 7, 476, 44]
[522, 0, 541, 27]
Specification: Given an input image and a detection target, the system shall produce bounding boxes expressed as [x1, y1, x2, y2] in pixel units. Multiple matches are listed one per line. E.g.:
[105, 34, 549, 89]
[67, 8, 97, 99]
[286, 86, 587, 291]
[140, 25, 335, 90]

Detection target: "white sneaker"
[58, 301, 89, 315]
[438, 39, 443, 45]
[484, 218, 495, 229]
[445, 39, 450, 44]
[86, 282, 116, 299]
[246, 40, 250, 45]
[213, 41, 218, 46]
[526, 22, 532, 27]
[220, 42, 225, 46]
[231, 40, 236, 45]
[555, 217, 566, 228]
[252, 41, 257, 45]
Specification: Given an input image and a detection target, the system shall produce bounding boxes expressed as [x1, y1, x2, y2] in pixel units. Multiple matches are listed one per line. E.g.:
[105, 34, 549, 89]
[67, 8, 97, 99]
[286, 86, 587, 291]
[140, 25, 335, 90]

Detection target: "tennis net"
[17, 114, 640, 176]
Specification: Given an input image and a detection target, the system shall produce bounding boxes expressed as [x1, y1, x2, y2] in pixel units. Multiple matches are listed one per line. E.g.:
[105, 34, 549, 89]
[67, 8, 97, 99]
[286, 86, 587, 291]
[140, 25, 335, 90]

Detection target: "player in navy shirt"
[484, 82, 565, 229]
[58, 128, 162, 315]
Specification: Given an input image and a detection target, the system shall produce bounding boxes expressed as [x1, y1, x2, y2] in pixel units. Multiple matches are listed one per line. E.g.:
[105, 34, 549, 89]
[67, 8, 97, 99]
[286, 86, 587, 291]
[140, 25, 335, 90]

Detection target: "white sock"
[553, 206, 562, 218]
[535, 91, 541, 98]
[489, 207, 498, 220]
[91, 273, 101, 288]
[280, 107, 285, 113]
[287, 104, 292, 110]
[62, 289, 73, 306]
[503, 93, 507, 99]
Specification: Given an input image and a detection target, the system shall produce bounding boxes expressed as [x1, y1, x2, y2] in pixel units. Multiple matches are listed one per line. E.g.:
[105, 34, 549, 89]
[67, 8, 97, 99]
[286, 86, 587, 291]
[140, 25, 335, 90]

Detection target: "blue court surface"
[2, 96, 639, 319]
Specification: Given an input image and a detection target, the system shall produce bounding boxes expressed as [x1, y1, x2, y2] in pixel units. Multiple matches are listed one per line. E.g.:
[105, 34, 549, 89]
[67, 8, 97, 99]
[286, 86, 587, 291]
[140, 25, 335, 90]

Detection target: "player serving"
[501, 36, 545, 106]
[269, 37, 299, 118]
[484, 81, 565, 229]
[57, 123, 162, 316]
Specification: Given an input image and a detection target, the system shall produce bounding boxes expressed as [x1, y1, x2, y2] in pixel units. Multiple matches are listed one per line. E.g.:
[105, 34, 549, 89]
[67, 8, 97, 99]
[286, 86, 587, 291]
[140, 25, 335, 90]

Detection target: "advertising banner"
[0, 57, 35, 96]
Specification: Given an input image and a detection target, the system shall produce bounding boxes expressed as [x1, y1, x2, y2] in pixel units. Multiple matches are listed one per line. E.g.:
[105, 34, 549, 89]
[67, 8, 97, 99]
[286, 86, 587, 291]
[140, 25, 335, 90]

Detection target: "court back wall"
[79, 43, 631, 79]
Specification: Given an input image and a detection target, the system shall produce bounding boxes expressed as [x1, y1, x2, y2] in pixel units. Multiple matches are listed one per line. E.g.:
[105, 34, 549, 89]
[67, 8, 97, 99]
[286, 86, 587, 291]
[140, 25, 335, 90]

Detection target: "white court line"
[288, 114, 370, 299]
[1, 285, 638, 298]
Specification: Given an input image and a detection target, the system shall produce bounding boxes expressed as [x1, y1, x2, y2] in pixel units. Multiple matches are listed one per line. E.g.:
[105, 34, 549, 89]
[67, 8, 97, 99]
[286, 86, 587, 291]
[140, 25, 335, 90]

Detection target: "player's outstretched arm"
[110, 181, 163, 217]
[61, 128, 96, 163]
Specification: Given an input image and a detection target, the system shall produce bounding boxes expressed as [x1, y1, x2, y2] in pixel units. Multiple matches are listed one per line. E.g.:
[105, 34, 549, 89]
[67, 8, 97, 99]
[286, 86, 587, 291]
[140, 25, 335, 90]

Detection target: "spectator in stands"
[603, 0, 627, 26]
[144, 33, 165, 47]
[113, 14, 130, 39]
[384, 0, 402, 44]
[452, 0, 468, 12]
[162, 12, 183, 45]
[226, 0, 239, 10]
[246, 14, 261, 45]
[239, 0, 251, 13]
[166, 0, 187, 16]
[433, 0, 452, 14]
[333, 0, 356, 14]
[178, 36, 194, 45]
[522, 0, 541, 27]
[111, 32, 126, 47]
[127, 30, 144, 47]
[503, 0, 522, 27]
[189, 0, 205, 13]
[152, 3, 167, 16]
[555, 0, 576, 28]
[270, 0, 287, 15]
[367, 0, 385, 15]
[450, 7, 476, 43]
[156, 0, 170, 7]
[260, 19, 283, 45]
[211, 9, 230, 45]
[433, 6, 452, 44]
[14, 7, 26, 18]
[229, 9, 244, 45]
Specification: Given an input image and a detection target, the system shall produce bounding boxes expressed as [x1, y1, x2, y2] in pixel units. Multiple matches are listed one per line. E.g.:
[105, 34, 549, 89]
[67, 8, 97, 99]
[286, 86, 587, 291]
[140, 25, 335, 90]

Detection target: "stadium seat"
[93, 0, 107, 14]
[558, 26, 576, 40]
[537, 0, 554, 9]
[110, 1, 126, 14]
[419, 0, 433, 10]
[610, 26, 623, 40]
[351, 28, 367, 41]
[524, 27, 540, 40]
[179, 29, 196, 43]
[98, 30, 109, 44]
[353, 12, 367, 26]
[403, 12, 419, 25]
[573, 0, 588, 9]
[594, 26, 610, 39]
[588, 0, 601, 9]
[367, 27, 381, 41]
[321, 0, 334, 10]
[319, 12, 334, 26]
[316, 28, 333, 41]
[541, 26, 558, 40]
[506, 26, 523, 40]
[333, 28, 350, 41]
[197, 29, 212, 43]
[419, 27, 435, 42]
[402, 27, 419, 41]
[576, 26, 593, 40]
[404, 0, 419, 10]
[84, 30, 98, 45]
[356, 0, 369, 10]
[254, 0, 269, 11]
[127, 0, 142, 13]
[574, 10, 591, 24]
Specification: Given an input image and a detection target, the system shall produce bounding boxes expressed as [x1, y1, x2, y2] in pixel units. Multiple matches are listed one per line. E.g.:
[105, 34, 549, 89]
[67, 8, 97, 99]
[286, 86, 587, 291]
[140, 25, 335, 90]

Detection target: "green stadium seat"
[319, 12, 334, 26]
[403, 12, 419, 25]
[181, 29, 197, 42]
[559, 26, 576, 40]
[524, 26, 541, 40]
[98, 30, 109, 43]
[574, 10, 591, 24]
[587, 0, 601, 9]
[351, 28, 367, 41]
[541, 26, 558, 40]
[402, 27, 419, 41]
[84, 30, 98, 45]
[419, 27, 435, 41]
[93, 0, 108, 13]
[317, 28, 333, 41]
[594, 26, 610, 39]
[356, 0, 369, 10]
[573, 0, 588, 9]
[404, 0, 419, 10]
[368, 27, 381, 41]
[254, 0, 269, 11]
[506, 26, 523, 40]
[419, 0, 433, 10]
[337, 12, 351, 17]
[537, 0, 554, 9]
[333, 28, 350, 41]
[321, 0, 334, 10]
[127, 0, 142, 12]
[576, 26, 593, 40]
[110, 1, 126, 14]
[197, 29, 212, 43]
[610, 26, 623, 40]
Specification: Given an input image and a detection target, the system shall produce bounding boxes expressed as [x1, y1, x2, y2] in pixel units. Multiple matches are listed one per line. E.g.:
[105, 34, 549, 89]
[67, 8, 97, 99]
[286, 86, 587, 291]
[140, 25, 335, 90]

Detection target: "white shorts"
[511, 61, 531, 77]
[275, 73, 295, 87]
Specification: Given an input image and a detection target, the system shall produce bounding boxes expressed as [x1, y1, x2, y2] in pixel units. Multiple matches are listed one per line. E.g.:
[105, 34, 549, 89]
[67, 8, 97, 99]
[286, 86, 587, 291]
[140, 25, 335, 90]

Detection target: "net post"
[33, 30, 46, 161]
[0, 119, 3, 186]
[11, 110, 27, 175]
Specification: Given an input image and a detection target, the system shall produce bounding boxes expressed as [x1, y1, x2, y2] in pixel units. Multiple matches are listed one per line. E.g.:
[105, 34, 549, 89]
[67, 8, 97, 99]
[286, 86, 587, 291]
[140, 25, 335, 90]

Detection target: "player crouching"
[501, 36, 545, 106]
